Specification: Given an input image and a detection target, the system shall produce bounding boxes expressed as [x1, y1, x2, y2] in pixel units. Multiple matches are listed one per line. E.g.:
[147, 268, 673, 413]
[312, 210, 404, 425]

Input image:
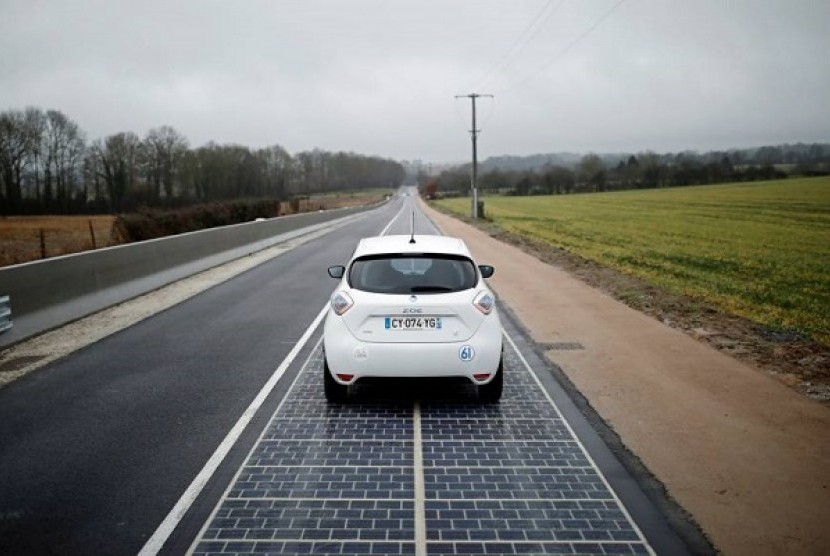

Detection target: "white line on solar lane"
[503, 330, 658, 556]
[184, 334, 328, 555]
[413, 402, 427, 556]
[138, 304, 329, 556]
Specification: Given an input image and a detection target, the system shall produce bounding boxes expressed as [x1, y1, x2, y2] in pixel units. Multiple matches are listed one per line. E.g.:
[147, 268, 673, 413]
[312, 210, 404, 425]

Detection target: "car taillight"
[331, 291, 354, 315]
[473, 291, 494, 315]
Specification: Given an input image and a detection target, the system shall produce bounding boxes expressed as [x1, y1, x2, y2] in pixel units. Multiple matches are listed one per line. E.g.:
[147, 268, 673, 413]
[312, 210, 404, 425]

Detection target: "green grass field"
[436, 177, 830, 345]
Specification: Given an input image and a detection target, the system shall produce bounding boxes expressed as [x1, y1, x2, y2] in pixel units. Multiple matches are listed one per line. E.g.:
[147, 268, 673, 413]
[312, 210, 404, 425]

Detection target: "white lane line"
[380, 197, 409, 236]
[185, 334, 326, 555]
[137, 303, 329, 556]
[413, 401, 427, 556]
[503, 330, 657, 556]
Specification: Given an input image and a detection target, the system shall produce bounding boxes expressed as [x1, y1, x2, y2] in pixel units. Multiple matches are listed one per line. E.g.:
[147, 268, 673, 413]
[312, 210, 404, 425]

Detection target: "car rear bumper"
[323, 312, 503, 385]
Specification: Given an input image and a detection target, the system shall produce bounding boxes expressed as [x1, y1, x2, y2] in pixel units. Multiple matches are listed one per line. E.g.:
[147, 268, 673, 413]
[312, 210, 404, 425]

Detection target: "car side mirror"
[478, 265, 495, 279]
[328, 265, 345, 279]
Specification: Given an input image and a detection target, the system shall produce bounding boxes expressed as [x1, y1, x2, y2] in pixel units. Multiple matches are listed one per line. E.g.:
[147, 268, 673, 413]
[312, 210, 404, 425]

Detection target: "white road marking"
[413, 401, 427, 556]
[380, 198, 409, 236]
[503, 330, 657, 556]
[185, 334, 328, 555]
[137, 303, 329, 556]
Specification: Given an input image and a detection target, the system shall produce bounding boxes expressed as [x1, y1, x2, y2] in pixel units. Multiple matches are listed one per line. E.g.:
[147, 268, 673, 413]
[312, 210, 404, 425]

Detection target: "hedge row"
[115, 199, 282, 242]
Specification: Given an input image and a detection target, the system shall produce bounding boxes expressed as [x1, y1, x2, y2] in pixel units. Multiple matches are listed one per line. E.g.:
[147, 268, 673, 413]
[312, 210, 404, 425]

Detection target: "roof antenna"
[409, 211, 416, 244]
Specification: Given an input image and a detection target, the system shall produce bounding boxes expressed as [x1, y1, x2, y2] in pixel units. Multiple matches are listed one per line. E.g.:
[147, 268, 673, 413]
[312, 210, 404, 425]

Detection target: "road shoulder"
[422, 200, 830, 556]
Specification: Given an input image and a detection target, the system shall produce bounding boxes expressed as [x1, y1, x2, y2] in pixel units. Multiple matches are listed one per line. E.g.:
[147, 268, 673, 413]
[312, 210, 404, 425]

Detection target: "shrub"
[116, 199, 281, 242]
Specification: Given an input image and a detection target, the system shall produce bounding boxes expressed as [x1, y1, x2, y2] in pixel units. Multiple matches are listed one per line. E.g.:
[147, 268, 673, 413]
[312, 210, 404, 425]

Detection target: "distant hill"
[469, 143, 830, 173]
[478, 153, 582, 172]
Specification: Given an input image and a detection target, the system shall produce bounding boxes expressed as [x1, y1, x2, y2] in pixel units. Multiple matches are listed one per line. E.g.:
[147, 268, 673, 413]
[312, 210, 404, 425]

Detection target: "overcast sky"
[2, 0, 828, 163]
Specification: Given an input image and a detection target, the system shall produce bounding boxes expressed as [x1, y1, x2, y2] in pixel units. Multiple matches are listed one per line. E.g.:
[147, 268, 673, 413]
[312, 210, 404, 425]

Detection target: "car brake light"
[331, 291, 354, 315]
[473, 373, 491, 381]
[337, 373, 355, 382]
[473, 291, 494, 315]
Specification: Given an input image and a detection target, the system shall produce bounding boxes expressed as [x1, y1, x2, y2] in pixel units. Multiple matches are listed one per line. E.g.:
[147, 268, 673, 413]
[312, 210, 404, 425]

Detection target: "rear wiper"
[410, 286, 454, 293]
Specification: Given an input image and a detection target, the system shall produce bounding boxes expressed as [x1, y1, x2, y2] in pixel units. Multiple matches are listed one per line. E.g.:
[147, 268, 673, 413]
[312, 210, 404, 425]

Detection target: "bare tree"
[542, 164, 575, 194]
[637, 151, 663, 188]
[144, 126, 188, 202]
[257, 144, 292, 200]
[578, 153, 606, 192]
[93, 132, 143, 210]
[23, 107, 47, 204]
[83, 148, 104, 207]
[0, 108, 40, 212]
[43, 110, 86, 209]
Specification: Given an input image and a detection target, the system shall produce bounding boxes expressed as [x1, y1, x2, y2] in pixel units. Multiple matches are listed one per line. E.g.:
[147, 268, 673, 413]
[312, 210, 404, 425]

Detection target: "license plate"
[384, 316, 442, 331]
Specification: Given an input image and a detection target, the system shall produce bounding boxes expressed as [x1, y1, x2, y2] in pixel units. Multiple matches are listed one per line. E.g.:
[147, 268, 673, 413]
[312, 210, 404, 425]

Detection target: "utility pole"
[455, 93, 492, 219]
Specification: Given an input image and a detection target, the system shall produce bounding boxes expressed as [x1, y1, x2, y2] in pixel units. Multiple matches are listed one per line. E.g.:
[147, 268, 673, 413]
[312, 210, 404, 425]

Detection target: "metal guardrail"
[0, 295, 11, 334]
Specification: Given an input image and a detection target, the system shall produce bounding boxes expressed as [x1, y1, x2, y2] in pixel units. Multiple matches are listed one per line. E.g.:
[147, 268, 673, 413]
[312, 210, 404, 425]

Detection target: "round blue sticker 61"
[459, 345, 475, 362]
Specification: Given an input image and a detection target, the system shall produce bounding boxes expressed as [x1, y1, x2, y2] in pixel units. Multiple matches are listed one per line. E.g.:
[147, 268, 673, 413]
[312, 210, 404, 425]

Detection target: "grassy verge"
[436, 177, 830, 346]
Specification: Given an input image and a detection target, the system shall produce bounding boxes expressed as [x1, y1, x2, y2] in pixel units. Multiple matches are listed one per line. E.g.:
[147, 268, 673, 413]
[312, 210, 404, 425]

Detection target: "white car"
[323, 234, 503, 402]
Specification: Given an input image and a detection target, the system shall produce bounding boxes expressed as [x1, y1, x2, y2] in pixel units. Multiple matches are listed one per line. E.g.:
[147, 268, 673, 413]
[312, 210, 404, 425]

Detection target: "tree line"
[0, 107, 405, 215]
[429, 144, 830, 197]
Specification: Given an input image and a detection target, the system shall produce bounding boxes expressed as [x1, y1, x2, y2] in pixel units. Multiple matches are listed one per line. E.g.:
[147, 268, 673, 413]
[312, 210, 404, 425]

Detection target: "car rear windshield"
[349, 254, 478, 294]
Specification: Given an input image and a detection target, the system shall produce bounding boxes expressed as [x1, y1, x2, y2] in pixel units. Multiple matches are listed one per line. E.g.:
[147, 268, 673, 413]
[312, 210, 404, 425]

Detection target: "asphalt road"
[0, 194, 695, 555]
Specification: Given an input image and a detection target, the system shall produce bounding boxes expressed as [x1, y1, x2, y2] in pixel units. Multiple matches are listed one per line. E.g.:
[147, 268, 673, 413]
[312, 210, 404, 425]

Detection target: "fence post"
[88, 219, 97, 249]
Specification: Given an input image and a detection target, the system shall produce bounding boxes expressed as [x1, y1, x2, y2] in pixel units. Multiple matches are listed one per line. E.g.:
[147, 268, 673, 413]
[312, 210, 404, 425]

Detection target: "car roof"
[352, 235, 472, 259]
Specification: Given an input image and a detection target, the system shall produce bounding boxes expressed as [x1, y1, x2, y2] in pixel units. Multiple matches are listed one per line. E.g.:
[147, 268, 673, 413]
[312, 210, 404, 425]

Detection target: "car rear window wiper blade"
[410, 286, 454, 293]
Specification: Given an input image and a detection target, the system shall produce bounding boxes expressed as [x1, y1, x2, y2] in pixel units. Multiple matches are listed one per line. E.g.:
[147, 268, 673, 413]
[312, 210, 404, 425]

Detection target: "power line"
[500, 0, 628, 94]
[473, 0, 566, 90]
[480, 94, 497, 127]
